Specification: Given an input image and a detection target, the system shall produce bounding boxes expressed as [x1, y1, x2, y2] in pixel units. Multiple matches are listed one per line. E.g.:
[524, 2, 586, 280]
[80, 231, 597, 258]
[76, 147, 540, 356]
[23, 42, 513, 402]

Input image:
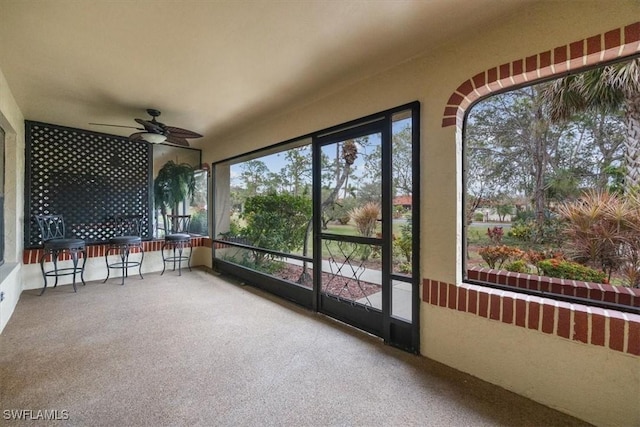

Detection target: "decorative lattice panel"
[25, 121, 152, 247]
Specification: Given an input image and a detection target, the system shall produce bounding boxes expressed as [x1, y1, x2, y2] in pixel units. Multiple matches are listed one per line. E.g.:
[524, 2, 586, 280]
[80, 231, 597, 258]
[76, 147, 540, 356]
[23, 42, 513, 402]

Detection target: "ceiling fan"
[90, 109, 202, 146]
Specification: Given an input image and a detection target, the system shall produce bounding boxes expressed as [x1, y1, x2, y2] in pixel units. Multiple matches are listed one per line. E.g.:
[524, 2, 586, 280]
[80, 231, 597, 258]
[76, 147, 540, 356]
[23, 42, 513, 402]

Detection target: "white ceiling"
[0, 0, 528, 147]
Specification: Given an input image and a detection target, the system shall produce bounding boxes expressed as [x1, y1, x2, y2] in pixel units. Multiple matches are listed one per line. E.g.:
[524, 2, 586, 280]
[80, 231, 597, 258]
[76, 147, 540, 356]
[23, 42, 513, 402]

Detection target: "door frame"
[311, 103, 420, 352]
[212, 101, 420, 353]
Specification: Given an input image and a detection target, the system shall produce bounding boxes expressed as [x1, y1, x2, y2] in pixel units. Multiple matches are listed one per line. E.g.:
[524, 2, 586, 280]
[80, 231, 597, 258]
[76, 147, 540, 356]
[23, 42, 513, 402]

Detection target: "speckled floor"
[0, 269, 589, 426]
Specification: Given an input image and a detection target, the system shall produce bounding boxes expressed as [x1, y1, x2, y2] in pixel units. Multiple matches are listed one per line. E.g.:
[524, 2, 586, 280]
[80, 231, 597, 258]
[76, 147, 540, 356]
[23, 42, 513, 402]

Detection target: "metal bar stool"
[161, 214, 192, 276]
[104, 215, 145, 285]
[34, 214, 87, 295]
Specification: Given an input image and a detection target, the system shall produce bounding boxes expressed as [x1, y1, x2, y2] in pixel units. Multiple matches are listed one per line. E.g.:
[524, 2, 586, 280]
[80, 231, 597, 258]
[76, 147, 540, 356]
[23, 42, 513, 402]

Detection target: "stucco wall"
[0, 66, 25, 333]
[202, 2, 640, 426]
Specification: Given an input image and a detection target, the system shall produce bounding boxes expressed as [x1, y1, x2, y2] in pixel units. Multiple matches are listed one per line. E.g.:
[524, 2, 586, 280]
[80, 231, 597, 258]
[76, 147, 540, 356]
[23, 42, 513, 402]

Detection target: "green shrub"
[473, 212, 484, 222]
[537, 258, 607, 283]
[505, 260, 530, 273]
[240, 193, 312, 267]
[394, 217, 413, 264]
[189, 208, 208, 235]
[507, 220, 533, 241]
[514, 209, 535, 222]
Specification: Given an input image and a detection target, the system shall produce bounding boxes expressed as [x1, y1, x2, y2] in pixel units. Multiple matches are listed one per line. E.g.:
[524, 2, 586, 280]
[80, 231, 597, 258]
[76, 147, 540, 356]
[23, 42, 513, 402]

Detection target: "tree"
[154, 161, 195, 232]
[361, 125, 413, 197]
[495, 203, 513, 222]
[240, 193, 312, 267]
[321, 139, 358, 213]
[467, 87, 559, 239]
[280, 147, 312, 196]
[541, 58, 640, 192]
[239, 160, 269, 197]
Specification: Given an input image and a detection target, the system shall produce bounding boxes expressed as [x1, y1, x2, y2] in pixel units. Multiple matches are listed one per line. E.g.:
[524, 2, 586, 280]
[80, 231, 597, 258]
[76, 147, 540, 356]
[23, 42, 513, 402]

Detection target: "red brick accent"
[604, 29, 621, 49]
[553, 46, 567, 64]
[628, 320, 640, 355]
[489, 294, 501, 321]
[439, 281, 448, 307]
[430, 280, 439, 304]
[512, 59, 523, 76]
[625, 22, 640, 43]
[478, 292, 489, 317]
[423, 280, 430, 303]
[471, 72, 486, 89]
[525, 55, 537, 72]
[442, 22, 640, 128]
[539, 51, 551, 69]
[457, 286, 467, 312]
[528, 300, 541, 330]
[441, 117, 456, 127]
[487, 67, 498, 84]
[515, 298, 526, 327]
[590, 308, 606, 346]
[467, 267, 640, 308]
[422, 279, 640, 356]
[586, 35, 601, 55]
[541, 303, 555, 334]
[448, 284, 457, 309]
[502, 296, 513, 324]
[569, 40, 584, 60]
[468, 288, 478, 315]
[456, 80, 474, 96]
[557, 305, 571, 339]
[23, 237, 210, 265]
[573, 307, 589, 344]
[443, 106, 458, 117]
[609, 311, 626, 352]
[499, 63, 510, 80]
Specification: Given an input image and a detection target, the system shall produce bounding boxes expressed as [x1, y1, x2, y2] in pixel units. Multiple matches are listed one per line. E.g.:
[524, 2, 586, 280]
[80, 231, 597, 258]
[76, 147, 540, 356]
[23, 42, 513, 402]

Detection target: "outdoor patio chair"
[34, 214, 87, 295]
[104, 214, 145, 285]
[161, 214, 192, 276]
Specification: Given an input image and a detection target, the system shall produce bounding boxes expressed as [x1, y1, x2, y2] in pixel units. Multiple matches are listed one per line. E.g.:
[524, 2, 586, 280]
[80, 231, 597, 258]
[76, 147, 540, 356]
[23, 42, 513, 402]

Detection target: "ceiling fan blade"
[89, 123, 142, 130]
[165, 126, 202, 139]
[164, 135, 190, 147]
[135, 118, 165, 134]
[128, 132, 145, 141]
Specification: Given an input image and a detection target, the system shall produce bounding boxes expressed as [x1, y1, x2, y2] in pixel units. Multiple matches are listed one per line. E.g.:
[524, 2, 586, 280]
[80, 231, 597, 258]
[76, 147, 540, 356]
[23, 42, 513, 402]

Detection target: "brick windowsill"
[467, 267, 640, 308]
[423, 277, 640, 356]
[23, 236, 213, 264]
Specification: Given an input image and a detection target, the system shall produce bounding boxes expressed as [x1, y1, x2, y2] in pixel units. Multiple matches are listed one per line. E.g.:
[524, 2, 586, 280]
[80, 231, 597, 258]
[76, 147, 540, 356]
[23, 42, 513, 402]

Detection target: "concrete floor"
[0, 269, 589, 426]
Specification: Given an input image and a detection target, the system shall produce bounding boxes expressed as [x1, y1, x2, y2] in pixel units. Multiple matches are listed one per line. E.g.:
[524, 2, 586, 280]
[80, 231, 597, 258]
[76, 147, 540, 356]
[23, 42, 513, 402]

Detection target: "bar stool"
[104, 215, 145, 285]
[34, 214, 87, 295]
[161, 214, 192, 276]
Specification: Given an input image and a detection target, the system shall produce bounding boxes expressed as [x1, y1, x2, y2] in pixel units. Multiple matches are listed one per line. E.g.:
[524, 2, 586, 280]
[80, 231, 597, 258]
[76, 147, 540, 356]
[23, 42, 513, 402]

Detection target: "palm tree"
[154, 160, 195, 233]
[541, 58, 640, 192]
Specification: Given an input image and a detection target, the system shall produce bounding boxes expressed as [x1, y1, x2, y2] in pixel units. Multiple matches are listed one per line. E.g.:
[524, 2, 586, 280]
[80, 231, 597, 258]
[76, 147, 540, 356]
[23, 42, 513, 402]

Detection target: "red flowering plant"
[479, 245, 524, 269]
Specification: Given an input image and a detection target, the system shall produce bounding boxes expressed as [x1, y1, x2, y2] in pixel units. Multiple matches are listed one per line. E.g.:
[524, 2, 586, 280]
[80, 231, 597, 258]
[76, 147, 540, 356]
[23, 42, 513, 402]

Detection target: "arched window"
[453, 23, 640, 313]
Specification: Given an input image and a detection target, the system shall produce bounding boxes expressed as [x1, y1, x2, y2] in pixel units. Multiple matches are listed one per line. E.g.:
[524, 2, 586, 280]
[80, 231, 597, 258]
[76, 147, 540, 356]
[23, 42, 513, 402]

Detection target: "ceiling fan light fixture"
[140, 132, 167, 144]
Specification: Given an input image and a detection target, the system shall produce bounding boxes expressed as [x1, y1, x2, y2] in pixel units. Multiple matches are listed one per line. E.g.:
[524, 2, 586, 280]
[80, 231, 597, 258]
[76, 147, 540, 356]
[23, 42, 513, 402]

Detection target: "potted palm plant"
[154, 160, 195, 236]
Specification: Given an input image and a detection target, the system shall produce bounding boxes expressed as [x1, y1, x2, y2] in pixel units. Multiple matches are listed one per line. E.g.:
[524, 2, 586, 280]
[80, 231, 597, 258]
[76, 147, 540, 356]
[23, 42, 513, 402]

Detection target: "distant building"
[393, 195, 412, 210]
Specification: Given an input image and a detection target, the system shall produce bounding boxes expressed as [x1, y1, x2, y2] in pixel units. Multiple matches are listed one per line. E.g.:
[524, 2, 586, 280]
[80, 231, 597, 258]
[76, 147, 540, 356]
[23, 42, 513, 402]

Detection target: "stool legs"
[39, 248, 86, 295]
[104, 244, 144, 285]
[161, 241, 192, 276]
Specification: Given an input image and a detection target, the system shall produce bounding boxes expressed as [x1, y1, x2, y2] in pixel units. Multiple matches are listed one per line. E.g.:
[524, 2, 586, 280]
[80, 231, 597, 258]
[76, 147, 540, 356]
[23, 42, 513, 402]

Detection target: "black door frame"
[213, 101, 420, 352]
[312, 103, 420, 352]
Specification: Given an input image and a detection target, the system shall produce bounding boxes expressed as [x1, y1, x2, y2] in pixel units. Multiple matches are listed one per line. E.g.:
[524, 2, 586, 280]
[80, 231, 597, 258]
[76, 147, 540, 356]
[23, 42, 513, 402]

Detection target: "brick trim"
[422, 278, 640, 356]
[442, 22, 640, 128]
[467, 267, 640, 308]
[23, 237, 212, 264]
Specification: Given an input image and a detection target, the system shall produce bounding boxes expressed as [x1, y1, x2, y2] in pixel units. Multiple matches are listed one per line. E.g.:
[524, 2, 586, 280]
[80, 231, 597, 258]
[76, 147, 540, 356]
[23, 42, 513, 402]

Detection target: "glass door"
[313, 107, 419, 352]
[315, 123, 386, 337]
